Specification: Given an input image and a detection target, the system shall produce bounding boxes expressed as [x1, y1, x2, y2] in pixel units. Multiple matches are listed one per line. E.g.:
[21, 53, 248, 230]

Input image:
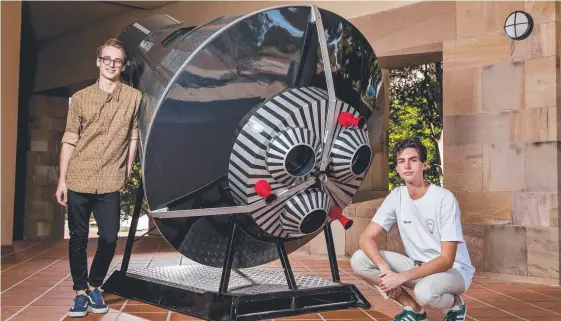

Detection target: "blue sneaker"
[87, 288, 109, 314]
[68, 294, 89, 318]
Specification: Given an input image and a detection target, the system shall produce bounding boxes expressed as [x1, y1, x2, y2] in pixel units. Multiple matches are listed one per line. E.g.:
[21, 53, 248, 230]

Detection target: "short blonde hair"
[96, 38, 127, 62]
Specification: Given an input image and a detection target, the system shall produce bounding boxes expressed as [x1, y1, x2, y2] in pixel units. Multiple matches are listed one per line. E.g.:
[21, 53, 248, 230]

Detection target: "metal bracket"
[322, 178, 352, 209]
[149, 178, 316, 219]
[312, 5, 338, 172]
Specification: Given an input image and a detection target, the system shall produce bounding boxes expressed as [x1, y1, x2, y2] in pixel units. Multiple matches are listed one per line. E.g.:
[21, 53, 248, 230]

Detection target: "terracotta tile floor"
[2, 236, 561, 321]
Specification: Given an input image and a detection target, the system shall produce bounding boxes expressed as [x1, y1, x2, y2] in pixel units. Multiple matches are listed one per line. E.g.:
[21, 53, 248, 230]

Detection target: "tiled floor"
[2, 236, 561, 321]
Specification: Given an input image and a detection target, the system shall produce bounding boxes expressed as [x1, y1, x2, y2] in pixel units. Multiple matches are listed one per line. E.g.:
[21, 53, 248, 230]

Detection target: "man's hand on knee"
[386, 287, 402, 299]
[380, 270, 408, 292]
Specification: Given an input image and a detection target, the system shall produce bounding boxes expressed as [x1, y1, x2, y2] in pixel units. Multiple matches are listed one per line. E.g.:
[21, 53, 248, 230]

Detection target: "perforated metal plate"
[127, 265, 337, 294]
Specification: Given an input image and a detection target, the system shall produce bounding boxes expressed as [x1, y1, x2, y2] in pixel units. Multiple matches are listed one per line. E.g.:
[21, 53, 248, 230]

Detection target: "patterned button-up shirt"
[62, 80, 142, 194]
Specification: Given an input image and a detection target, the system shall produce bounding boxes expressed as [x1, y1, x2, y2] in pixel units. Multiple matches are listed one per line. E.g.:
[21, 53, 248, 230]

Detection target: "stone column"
[1, 1, 22, 249]
[25, 95, 69, 240]
[444, 1, 560, 284]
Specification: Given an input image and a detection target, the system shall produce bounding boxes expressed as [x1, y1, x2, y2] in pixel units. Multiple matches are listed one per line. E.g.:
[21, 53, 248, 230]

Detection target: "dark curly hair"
[393, 137, 427, 163]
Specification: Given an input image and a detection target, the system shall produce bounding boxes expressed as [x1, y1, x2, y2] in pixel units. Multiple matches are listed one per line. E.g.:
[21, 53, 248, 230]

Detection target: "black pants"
[67, 189, 120, 291]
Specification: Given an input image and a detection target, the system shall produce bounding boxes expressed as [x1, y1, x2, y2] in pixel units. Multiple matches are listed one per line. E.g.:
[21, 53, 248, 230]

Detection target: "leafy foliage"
[119, 155, 149, 221]
[388, 63, 443, 190]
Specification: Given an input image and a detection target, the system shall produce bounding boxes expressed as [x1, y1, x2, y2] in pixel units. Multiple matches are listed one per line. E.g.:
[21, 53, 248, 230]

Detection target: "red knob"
[255, 180, 276, 204]
[337, 215, 353, 230]
[338, 112, 366, 129]
[329, 207, 354, 230]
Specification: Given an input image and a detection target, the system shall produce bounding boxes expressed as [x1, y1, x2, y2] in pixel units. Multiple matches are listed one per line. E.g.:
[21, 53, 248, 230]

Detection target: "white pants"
[350, 249, 466, 313]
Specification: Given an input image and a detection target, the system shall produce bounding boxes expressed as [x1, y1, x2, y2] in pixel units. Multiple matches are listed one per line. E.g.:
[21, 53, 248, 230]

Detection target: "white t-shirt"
[372, 183, 475, 290]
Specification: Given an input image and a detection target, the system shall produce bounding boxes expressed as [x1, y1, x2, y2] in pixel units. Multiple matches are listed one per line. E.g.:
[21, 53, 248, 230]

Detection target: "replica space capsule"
[119, 5, 384, 269]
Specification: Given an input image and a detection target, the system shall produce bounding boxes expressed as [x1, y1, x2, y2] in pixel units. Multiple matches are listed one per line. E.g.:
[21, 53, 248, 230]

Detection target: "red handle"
[338, 112, 366, 129]
[329, 207, 354, 230]
[255, 180, 276, 203]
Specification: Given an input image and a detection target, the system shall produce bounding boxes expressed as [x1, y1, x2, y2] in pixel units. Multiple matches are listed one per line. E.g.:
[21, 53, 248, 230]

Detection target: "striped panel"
[280, 188, 333, 237]
[228, 87, 330, 237]
[228, 86, 371, 237]
[228, 86, 329, 204]
[329, 127, 371, 183]
[265, 128, 321, 186]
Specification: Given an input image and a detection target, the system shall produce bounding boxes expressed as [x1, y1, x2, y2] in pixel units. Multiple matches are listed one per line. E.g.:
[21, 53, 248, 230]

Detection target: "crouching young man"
[351, 137, 474, 321]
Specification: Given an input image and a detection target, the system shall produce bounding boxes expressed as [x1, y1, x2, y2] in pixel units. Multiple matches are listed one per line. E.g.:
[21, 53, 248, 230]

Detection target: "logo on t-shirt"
[426, 219, 435, 234]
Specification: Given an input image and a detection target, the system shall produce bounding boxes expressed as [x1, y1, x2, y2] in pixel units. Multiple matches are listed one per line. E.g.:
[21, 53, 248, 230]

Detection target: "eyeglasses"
[98, 56, 125, 67]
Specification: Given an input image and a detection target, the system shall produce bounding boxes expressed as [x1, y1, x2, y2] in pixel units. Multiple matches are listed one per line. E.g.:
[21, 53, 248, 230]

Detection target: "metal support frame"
[276, 241, 298, 290]
[219, 223, 239, 294]
[323, 223, 340, 283]
[120, 180, 145, 273]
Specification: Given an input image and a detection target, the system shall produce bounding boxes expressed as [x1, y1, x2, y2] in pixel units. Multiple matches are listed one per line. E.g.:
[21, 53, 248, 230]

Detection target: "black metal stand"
[276, 240, 297, 290]
[120, 180, 145, 273]
[102, 186, 371, 320]
[219, 223, 239, 294]
[324, 223, 341, 282]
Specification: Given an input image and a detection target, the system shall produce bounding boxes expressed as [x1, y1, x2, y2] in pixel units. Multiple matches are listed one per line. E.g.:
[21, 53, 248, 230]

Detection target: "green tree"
[388, 62, 443, 190]
[120, 155, 149, 221]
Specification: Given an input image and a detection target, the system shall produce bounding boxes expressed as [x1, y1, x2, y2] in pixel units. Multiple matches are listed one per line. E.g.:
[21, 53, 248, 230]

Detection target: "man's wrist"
[400, 269, 414, 282]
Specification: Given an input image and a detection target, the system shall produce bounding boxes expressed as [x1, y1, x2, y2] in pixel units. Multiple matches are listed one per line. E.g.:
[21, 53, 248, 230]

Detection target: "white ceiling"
[27, 1, 174, 42]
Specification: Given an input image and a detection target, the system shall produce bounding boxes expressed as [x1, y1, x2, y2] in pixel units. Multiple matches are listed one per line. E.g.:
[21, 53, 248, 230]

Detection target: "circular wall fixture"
[504, 11, 533, 40]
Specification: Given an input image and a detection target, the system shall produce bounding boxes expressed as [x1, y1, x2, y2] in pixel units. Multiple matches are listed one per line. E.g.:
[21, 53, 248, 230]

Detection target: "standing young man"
[351, 137, 474, 321]
[55, 38, 142, 318]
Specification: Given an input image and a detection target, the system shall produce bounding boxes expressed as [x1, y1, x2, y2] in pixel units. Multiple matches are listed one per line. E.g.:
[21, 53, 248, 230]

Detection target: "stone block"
[31, 165, 48, 186]
[351, 190, 390, 204]
[456, 1, 482, 39]
[37, 151, 58, 167]
[525, 1, 558, 24]
[526, 227, 559, 278]
[525, 56, 559, 109]
[53, 118, 67, 132]
[443, 144, 483, 193]
[345, 217, 384, 256]
[41, 186, 57, 201]
[482, 61, 525, 111]
[309, 222, 345, 257]
[367, 151, 389, 191]
[27, 201, 54, 221]
[510, 107, 557, 142]
[28, 116, 40, 131]
[483, 225, 527, 275]
[31, 165, 58, 187]
[447, 32, 511, 70]
[342, 205, 356, 218]
[386, 224, 406, 256]
[27, 186, 43, 203]
[455, 191, 512, 224]
[512, 192, 558, 227]
[463, 224, 484, 269]
[483, 143, 526, 192]
[48, 133, 63, 158]
[510, 22, 557, 62]
[443, 67, 482, 116]
[30, 139, 48, 152]
[482, 1, 524, 34]
[352, 198, 386, 218]
[444, 112, 510, 146]
[29, 95, 70, 119]
[525, 142, 559, 192]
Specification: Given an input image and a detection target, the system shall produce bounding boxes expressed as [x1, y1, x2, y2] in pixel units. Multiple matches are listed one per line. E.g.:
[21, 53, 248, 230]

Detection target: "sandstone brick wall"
[25, 95, 68, 240]
[443, 1, 560, 283]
